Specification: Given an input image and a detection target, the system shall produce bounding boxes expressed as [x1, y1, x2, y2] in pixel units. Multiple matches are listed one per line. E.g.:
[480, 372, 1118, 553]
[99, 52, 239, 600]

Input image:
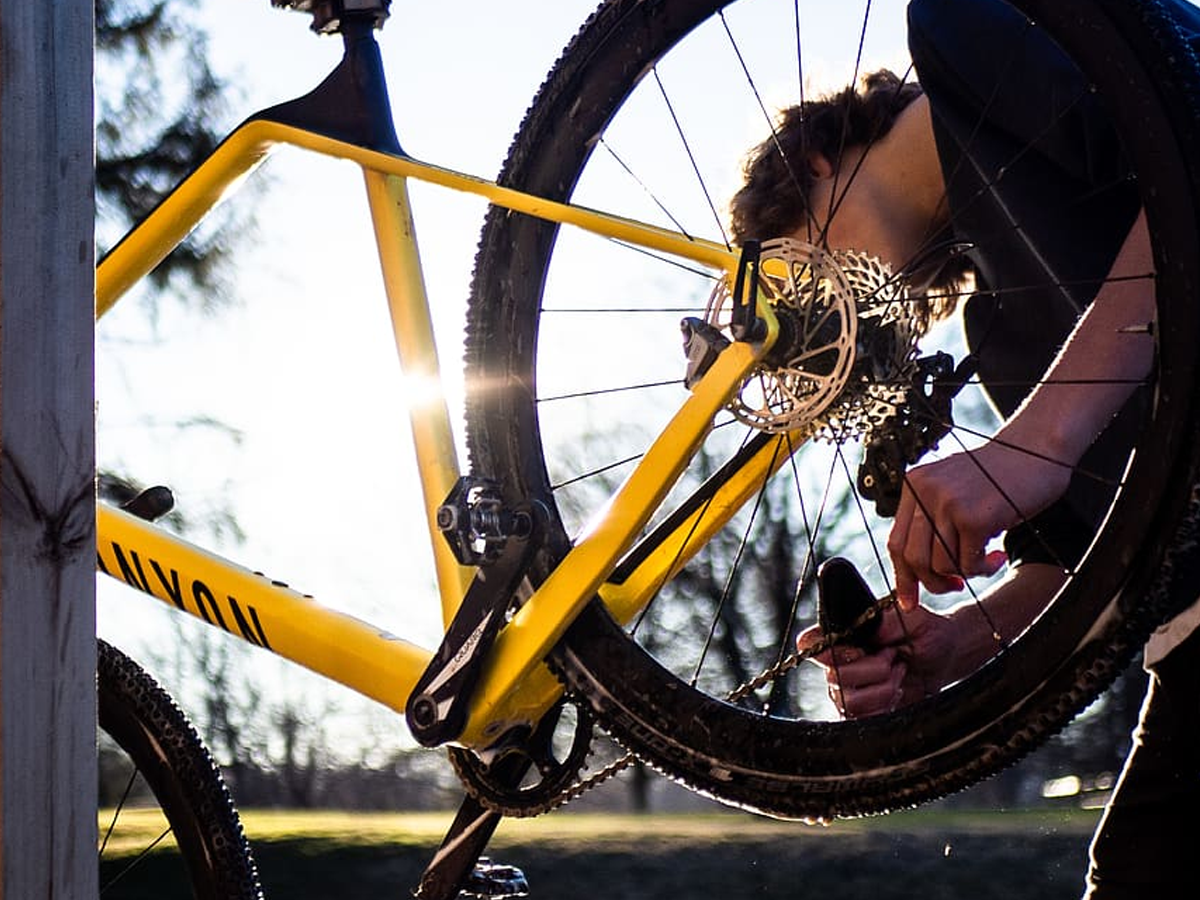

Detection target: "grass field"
[102, 807, 1104, 899]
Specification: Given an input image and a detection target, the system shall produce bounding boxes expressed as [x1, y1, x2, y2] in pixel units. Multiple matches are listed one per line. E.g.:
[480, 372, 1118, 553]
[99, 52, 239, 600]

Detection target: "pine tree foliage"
[96, 0, 245, 309]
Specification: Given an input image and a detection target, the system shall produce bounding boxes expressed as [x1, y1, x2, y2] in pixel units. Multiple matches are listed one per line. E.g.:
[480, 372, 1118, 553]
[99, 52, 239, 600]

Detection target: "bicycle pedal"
[816, 557, 882, 646]
[457, 858, 529, 899]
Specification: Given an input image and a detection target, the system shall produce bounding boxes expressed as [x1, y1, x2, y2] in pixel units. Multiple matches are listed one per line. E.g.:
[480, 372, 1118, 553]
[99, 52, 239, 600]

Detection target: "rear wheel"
[465, 0, 1200, 818]
[98, 639, 260, 898]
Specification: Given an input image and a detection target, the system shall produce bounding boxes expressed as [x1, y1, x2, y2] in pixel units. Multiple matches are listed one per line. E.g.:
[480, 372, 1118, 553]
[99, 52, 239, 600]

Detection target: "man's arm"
[889, 210, 1155, 608]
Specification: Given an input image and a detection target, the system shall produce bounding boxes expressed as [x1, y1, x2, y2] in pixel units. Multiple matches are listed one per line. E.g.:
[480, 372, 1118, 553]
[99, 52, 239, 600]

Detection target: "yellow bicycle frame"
[97, 114, 784, 750]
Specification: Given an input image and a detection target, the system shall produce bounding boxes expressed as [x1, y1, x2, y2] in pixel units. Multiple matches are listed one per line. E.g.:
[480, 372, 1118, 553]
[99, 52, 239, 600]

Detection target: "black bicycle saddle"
[816, 557, 883, 647]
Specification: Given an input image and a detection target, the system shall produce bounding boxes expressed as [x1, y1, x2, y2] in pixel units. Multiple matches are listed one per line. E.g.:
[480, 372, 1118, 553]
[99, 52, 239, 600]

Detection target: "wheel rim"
[98, 640, 259, 898]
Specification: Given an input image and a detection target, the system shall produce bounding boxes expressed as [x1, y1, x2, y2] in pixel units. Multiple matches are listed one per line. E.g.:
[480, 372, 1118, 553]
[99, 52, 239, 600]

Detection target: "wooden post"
[0, 1, 96, 896]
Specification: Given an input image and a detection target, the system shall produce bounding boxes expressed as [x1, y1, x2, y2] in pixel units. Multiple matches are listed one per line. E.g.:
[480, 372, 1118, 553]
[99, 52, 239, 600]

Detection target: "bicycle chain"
[452, 720, 641, 818]
[453, 592, 902, 817]
[726, 591, 901, 704]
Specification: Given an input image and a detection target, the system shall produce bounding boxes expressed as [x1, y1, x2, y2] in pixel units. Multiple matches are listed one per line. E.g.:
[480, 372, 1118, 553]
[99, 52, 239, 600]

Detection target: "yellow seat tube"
[361, 169, 473, 623]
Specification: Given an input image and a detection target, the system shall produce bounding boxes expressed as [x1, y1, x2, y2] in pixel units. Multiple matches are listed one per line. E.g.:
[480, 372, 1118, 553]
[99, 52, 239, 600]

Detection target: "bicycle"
[94, 0, 1200, 897]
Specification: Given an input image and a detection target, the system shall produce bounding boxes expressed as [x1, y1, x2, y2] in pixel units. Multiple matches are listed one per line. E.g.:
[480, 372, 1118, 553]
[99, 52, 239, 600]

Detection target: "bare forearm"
[999, 209, 1154, 467]
[940, 563, 1068, 682]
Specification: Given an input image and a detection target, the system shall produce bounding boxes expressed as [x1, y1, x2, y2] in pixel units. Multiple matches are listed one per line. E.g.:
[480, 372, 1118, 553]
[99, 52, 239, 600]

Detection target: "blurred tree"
[94, 0, 291, 796]
[92, 0, 444, 815]
[95, 0, 247, 312]
[94, 0, 252, 521]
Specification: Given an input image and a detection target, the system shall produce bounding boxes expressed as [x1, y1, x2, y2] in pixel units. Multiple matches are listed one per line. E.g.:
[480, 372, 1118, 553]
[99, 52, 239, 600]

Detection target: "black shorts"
[1084, 627, 1200, 898]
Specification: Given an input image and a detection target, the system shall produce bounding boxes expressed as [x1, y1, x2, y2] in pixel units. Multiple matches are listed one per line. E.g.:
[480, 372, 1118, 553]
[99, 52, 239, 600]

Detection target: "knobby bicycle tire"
[464, 0, 1200, 818]
[98, 639, 261, 898]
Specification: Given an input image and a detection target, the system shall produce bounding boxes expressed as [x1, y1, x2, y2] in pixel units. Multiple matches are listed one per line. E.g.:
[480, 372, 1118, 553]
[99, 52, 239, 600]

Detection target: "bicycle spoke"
[100, 827, 174, 895]
[599, 138, 696, 240]
[538, 379, 683, 404]
[549, 452, 642, 492]
[720, 9, 814, 241]
[98, 767, 140, 858]
[652, 68, 731, 249]
[690, 431, 787, 685]
[825, 0, 875, 239]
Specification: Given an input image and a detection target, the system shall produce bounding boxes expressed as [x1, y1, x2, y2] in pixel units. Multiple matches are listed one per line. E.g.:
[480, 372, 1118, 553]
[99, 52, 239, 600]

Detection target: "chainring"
[448, 699, 595, 817]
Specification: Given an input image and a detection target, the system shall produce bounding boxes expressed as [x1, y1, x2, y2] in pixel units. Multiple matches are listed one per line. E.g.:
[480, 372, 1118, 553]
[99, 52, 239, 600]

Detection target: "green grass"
[240, 805, 1101, 843]
[102, 807, 1104, 899]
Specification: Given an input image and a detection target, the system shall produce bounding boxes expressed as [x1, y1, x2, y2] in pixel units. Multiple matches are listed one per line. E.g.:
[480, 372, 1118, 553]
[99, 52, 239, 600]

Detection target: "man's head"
[729, 69, 967, 322]
[730, 70, 921, 245]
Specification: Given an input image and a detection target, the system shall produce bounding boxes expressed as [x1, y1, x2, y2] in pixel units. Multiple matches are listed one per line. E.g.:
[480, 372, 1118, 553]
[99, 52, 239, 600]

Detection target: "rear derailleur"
[856, 351, 977, 517]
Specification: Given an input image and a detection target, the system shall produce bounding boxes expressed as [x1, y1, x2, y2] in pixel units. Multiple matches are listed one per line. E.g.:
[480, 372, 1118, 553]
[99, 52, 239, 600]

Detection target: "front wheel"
[98, 639, 261, 898]
[465, 0, 1200, 818]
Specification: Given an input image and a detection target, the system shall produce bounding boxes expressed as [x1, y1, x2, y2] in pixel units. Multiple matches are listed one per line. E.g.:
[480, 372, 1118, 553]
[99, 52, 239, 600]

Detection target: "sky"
[95, 0, 913, 753]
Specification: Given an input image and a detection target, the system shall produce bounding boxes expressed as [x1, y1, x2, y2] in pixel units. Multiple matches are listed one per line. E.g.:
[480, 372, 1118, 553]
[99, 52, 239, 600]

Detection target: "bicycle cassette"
[705, 238, 923, 440]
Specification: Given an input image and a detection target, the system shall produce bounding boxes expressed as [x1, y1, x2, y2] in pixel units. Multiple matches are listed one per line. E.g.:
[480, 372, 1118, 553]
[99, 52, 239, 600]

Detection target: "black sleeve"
[906, 0, 1146, 565]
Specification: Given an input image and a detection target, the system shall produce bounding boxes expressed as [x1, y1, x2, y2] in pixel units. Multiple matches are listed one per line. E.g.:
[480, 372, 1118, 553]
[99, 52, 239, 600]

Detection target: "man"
[730, 0, 1199, 895]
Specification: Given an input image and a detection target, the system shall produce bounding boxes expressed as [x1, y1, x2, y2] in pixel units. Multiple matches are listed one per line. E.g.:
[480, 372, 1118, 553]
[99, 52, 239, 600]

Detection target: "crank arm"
[406, 501, 546, 747]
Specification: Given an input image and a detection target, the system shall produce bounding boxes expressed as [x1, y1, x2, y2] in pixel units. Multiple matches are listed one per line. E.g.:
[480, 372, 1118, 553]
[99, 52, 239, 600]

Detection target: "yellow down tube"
[97, 504, 433, 713]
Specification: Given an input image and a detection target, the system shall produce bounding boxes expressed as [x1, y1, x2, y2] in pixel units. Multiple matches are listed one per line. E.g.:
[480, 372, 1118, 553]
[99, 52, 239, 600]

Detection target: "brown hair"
[730, 69, 967, 323]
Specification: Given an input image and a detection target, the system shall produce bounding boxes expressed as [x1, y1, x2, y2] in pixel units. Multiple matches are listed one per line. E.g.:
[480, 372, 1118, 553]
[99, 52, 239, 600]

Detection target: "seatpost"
[271, 0, 392, 35]
[260, 0, 402, 154]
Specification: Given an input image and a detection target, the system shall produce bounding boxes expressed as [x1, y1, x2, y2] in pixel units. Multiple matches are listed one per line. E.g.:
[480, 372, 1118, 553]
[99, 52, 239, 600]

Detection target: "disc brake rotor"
[706, 238, 922, 440]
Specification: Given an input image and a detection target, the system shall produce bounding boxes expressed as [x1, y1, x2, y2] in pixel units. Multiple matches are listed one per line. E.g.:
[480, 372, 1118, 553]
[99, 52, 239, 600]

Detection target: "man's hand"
[888, 439, 1071, 609]
[887, 209, 1152, 609]
[799, 563, 1067, 719]
[798, 604, 960, 717]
